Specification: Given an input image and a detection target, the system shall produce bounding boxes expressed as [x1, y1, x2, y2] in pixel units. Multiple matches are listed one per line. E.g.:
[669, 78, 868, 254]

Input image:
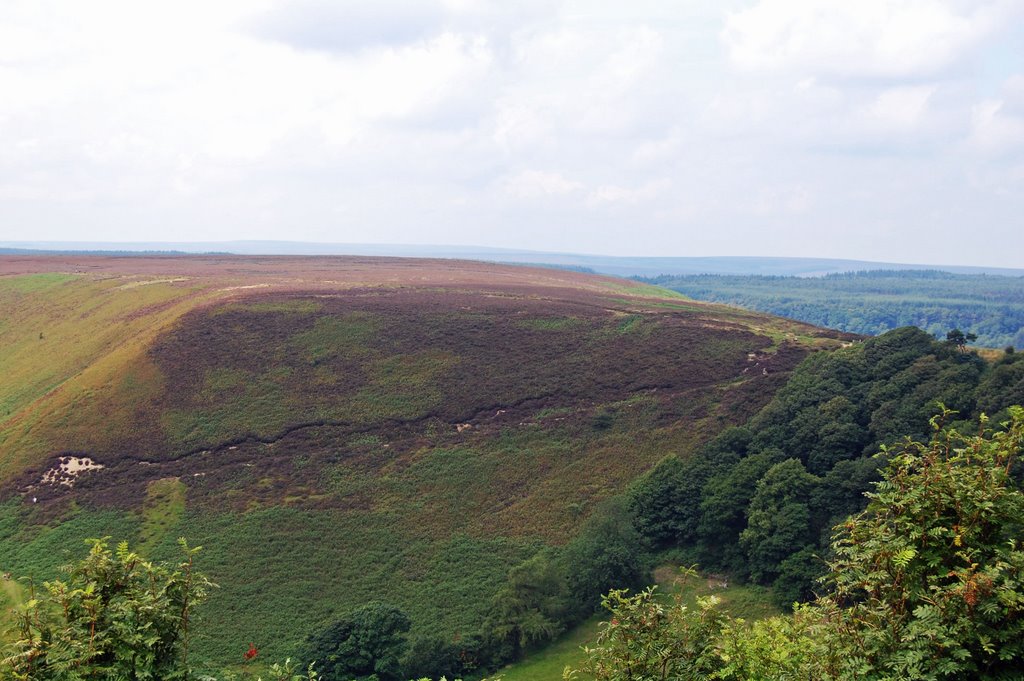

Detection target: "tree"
[698, 449, 783, 570]
[629, 455, 705, 548]
[630, 429, 751, 550]
[300, 602, 411, 681]
[483, 551, 569, 661]
[739, 459, 819, 584]
[945, 328, 977, 352]
[401, 635, 465, 681]
[564, 498, 643, 616]
[569, 407, 1024, 680]
[771, 546, 825, 609]
[2, 538, 212, 681]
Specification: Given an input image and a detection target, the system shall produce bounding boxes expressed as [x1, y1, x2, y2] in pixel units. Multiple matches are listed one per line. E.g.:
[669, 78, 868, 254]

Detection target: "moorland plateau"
[0, 255, 845, 672]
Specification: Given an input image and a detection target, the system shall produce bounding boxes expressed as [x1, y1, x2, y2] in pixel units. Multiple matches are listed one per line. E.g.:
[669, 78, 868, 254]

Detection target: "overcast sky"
[1, 0, 1023, 266]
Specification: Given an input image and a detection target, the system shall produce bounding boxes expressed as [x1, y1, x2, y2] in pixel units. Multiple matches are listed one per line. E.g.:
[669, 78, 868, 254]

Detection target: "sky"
[1, 0, 1023, 267]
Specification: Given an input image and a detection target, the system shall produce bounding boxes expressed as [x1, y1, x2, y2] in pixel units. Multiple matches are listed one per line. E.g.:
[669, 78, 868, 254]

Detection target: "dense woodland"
[629, 327, 1024, 603]
[641, 270, 1024, 348]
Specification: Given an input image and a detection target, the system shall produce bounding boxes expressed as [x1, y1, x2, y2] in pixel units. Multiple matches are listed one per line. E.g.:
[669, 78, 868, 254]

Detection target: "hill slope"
[0, 255, 845, 669]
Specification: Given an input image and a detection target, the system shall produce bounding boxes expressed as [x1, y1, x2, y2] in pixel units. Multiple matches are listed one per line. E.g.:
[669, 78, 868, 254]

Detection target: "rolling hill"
[4, 242, 1023, 278]
[0, 255, 846, 671]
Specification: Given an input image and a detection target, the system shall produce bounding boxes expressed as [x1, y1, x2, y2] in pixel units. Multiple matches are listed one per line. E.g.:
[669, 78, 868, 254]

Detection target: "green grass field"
[499, 618, 601, 681]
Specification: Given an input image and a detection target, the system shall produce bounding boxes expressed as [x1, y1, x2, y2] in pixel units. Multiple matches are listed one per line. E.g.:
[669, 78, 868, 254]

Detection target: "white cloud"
[499, 170, 583, 198]
[969, 99, 1024, 152]
[588, 179, 671, 206]
[492, 102, 553, 151]
[968, 75, 1024, 153]
[247, 0, 447, 52]
[750, 185, 812, 215]
[630, 128, 685, 165]
[862, 85, 936, 130]
[494, 24, 668, 145]
[332, 32, 494, 124]
[722, 0, 1012, 79]
[0, 1, 1022, 267]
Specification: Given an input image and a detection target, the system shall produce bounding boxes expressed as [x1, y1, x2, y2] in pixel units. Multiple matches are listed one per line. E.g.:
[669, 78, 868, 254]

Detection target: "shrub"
[1, 537, 212, 680]
[300, 602, 411, 681]
[564, 577, 727, 681]
[817, 407, 1024, 679]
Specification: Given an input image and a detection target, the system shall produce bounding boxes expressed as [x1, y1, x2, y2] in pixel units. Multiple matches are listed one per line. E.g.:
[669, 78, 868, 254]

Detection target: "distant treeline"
[639, 269, 1024, 348]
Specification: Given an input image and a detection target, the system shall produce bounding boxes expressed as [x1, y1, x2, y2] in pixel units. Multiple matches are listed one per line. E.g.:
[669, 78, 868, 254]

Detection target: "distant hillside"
[0, 255, 845, 672]
[3, 241, 1022, 277]
[643, 269, 1024, 349]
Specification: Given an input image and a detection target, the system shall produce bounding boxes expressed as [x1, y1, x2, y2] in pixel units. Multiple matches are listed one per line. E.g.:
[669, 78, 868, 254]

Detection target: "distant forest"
[640, 269, 1024, 348]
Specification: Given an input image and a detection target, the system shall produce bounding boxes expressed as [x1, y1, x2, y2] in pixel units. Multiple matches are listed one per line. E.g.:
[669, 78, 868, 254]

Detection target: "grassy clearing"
[499, 618, 601, 681]
[138, 477, 186, 554]
[0, 276, 214, 475]
[173, 509, 537, 667]
[0, 272, 77, 294]
[500, 567, 779, 681]
[0, 572, 28, 635]
[652, 568, 780, 620]
[515, 317, 582, 331]
[597, 280, 690, 300]
[291, 312, 379, 364]
[0, 502, 141, 594]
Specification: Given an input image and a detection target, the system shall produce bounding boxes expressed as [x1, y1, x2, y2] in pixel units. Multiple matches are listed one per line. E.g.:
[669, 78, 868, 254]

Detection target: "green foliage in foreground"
[818, 408, 1024, 679]
[0, 543, 480, 681]
[566, 583, 728, 681]
[2, 538, 212, 680]
[569, 407, 1024, 680]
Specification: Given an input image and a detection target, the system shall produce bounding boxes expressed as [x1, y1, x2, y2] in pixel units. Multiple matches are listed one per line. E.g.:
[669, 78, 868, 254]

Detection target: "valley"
[0, 255, 844, 672]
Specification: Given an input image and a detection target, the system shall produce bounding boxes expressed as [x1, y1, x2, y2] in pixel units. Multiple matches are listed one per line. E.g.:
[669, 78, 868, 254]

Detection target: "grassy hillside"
[0, 255, 845, 672]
